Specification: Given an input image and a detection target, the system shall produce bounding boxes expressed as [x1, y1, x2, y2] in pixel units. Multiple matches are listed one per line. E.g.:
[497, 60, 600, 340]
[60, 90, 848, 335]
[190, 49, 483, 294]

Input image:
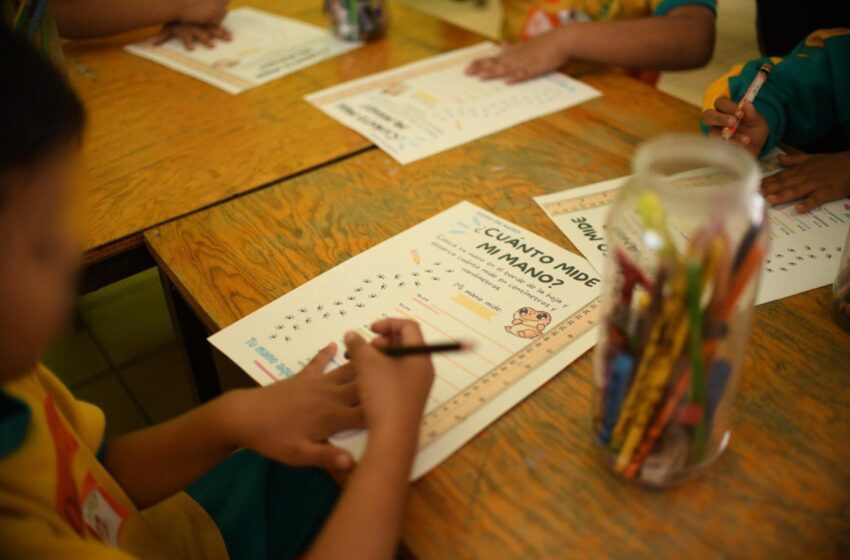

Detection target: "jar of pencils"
[831, 226, 850, 332]
[592, 135, 768, 488]
[324, 0, 388, 42]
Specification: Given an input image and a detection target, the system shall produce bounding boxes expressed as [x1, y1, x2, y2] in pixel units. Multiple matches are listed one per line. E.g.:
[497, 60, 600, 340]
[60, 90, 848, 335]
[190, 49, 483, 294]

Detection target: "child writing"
[702, 29, 850, 213]
[0, 28, 434, 560]
[465, 0, 716, 83]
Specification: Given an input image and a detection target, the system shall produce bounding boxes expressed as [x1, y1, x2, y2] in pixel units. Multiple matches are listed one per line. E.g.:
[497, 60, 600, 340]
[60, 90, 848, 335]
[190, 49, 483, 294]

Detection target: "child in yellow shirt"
[467, 0, 716, 83]
[0, 28, 434, 560]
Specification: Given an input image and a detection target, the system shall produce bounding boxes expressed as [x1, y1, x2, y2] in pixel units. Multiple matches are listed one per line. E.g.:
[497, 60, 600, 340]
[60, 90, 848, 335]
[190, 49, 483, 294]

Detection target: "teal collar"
[0, 390, 31, 458]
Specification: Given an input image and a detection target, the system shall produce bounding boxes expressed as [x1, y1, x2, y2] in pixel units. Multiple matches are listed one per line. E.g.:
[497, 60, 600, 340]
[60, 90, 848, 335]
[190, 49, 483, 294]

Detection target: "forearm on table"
[101, 391, 240, 509]
[306, 432, 417, 560]
[558, 6, 715, 71]
[53, 0, 179, 38]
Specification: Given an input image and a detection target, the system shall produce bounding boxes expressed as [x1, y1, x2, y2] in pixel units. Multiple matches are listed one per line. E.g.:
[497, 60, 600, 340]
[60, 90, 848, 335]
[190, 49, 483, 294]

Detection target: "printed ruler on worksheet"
[538, 188, 619, 216]
[420, 298, 600, 448]
[209, 201, 602, 479]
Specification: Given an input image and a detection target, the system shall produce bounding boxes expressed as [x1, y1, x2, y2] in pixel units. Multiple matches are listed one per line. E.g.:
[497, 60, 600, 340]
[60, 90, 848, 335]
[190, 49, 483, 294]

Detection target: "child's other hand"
[761, 151, 850, 213]
[153, 22, 232, 50]
[702, 97, 769, 157]
[465, 33, 569, 84]
[344, 320, 434, 445]
[228, 343, 363, 471]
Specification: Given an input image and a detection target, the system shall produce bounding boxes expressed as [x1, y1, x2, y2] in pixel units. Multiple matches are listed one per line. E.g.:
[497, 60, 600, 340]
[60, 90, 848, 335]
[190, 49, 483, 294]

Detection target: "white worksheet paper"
[304, 42, 601, 164]
[534, 151, 850, 305]
[209, 202, 601, 479]
[125, 7, 361, 94]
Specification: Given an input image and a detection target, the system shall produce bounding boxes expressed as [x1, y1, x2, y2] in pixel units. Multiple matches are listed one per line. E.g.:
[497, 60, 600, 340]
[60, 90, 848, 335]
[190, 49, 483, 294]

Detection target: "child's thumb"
[741, 101, 760, 123]
[302, 442, 354, 471]
[343, 330, 370, 359]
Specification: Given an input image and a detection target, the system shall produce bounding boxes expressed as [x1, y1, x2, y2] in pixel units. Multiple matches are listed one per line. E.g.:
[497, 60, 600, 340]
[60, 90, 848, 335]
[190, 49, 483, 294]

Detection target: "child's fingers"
[465, 58, 489, 75]
[740, 101, 759, 123]
[505, 69, 531, 84]
[176, 28, 195, 50]
[762, 169, 806, 195]
[713, 97, 742, 117]
[344, 330, 380, 364]
[210, 25, 232, 41]
[702, 109, 738, 128]
[301, 342, 339, 376]
[795, 189, 827, 213]
[199, 31, 216, 48]
[152, 30, 170, 45]
[299, 441, 355, 471]
[764, 181, 814, 206]
[475, 59, 509, 80]
[730, 132, 750, 146]
[777, 153, 810, 167]
[370, 318, 425, 346]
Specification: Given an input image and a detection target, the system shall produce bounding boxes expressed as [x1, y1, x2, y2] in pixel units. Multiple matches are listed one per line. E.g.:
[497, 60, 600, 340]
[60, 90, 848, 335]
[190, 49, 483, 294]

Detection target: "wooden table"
[64, 0, 480, 286]
[145, 73, 850, 558]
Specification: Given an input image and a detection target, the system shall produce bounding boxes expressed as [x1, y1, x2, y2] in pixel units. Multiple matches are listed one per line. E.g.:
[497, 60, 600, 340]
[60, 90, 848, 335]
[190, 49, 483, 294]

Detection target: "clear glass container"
[591, 135, 768, 488]
[324, 0, 388, 42]
[832, 226, 850, 332]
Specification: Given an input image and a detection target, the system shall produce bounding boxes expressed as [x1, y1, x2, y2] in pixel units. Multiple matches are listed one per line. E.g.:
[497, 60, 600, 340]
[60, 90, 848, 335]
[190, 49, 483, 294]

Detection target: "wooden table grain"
[64, 0, 480, 265]
[145, 73, 850, 559]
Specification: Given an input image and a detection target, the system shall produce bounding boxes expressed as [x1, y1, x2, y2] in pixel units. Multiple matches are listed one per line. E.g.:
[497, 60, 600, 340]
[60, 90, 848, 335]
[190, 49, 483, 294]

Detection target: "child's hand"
[153, 22, 232, 50]
[702, 97, 769, 157]
[228, 343, 363, 471]
[465, 33, 570, 84]
[761, 152, 850, 213]
[344, 320, 435, 445]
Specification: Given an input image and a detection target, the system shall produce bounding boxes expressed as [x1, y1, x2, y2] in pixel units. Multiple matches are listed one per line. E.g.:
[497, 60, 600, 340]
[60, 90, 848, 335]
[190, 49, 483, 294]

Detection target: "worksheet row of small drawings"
[267, 265, 454, 340]
[764, 245, 842, 273]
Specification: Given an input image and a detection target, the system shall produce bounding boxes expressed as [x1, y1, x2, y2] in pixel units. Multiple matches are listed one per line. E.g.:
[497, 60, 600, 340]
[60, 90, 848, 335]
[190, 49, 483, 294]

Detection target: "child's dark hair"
[0, 26, 85, 189]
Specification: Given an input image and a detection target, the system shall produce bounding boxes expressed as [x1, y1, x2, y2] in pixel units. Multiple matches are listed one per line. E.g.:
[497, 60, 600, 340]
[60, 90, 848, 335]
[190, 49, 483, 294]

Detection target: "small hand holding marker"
[702, 62, 850, 213]
[343, 320, 437, 448]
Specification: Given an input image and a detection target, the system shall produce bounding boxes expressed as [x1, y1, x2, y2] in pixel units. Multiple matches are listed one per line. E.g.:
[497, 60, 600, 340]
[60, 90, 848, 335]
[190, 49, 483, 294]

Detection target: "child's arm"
[466, 5, 714, 83]
[102, 343, 361, 508]
[702, 30, 850, 156]
[52, 0, 228, 39]
[306, 320, 435, 560]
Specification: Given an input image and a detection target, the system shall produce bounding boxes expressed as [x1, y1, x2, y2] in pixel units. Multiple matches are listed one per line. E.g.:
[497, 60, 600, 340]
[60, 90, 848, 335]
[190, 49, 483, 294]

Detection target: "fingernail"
[344, 331, 356, 344]
[336, 454, 352, 469]
[736, 110, 743, 118]
[728, 117, 737, 125]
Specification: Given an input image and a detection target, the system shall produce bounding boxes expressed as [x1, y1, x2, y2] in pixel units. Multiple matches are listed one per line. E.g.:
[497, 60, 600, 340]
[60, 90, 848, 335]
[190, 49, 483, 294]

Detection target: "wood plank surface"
[64, 0, 481, 263]
[145, 73, 850, 559]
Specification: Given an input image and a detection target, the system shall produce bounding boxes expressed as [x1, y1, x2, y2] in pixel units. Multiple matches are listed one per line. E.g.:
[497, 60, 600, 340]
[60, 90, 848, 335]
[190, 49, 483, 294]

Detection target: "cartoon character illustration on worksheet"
[504, 307, 551, 339]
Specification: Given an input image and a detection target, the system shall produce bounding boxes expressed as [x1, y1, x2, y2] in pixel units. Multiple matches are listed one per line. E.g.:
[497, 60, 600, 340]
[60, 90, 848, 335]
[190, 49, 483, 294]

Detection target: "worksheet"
[534, 151, 850, 304]
[305, 42, 601, 164]
[209, 202, 601, 479]
[125, 7, 361, 94]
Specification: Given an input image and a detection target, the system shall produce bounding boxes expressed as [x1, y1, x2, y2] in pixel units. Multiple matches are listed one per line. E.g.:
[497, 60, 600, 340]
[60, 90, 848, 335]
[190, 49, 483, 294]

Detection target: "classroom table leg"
[158, 268, 222, 403]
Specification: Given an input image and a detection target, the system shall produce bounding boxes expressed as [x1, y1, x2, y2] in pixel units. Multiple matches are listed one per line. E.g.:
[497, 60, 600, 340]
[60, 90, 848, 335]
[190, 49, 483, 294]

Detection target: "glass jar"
[324, 0, 388, 42]
[591, 134, 768, 488]
[832, 226, 850, 332]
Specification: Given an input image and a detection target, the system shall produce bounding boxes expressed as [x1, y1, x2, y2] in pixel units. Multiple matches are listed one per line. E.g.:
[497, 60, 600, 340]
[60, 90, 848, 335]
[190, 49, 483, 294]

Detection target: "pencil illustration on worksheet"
[210, 202, 602, 478]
